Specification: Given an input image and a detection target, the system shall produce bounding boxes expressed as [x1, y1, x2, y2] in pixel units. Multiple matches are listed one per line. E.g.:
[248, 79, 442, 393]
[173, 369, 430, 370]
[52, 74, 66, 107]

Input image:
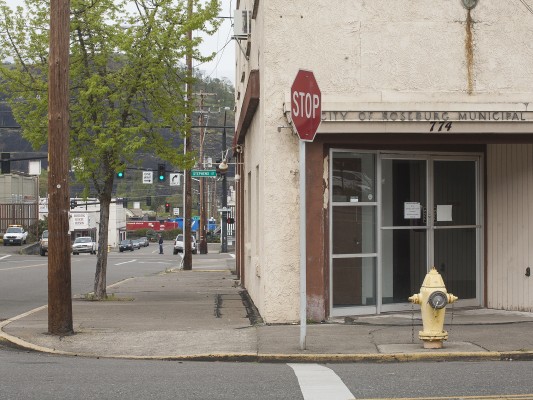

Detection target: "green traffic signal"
[158, 164, 165, 182]
[117, 170, 124, 179]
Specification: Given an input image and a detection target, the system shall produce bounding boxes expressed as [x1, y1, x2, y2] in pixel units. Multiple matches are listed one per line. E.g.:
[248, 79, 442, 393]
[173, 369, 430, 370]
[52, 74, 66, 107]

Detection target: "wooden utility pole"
[198, 92, 208, 254]
[221, 110, 228, 253]
[182, 0, 193, 270]
[48, 0, 73, 334]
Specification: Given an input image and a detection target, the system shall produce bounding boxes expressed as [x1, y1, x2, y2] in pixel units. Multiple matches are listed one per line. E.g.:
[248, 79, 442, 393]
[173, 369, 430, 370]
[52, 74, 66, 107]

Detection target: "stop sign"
[291, 70, 321, 142]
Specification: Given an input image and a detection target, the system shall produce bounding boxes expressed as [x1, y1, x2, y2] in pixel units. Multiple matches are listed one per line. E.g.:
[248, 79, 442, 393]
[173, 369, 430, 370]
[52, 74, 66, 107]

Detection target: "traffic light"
[123, 198, 128, 208]
[158, 164, 166, 182]
[165, 203, 170, 212]
[146, 196, 151, 206]
[1, 153, 10, 174]
[116, 170, 124, 179]
[227, 217, 235, 224]
[70, 199, 77, 209]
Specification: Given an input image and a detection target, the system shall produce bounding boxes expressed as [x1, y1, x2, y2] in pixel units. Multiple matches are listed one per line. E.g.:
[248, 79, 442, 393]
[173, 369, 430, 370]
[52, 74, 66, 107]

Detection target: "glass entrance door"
[380, 155, 481, 313]
[381, 158, 428, 309]
[431, 160, 479, 301]
[330, 151, 482, 316]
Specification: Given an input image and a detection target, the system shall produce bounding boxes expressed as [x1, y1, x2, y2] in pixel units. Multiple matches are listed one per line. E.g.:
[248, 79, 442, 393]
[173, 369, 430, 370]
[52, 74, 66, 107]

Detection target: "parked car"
[3, 225, 28, 246]
[119, 239, 134, 252]
[132, 239, 141, 249]
[39, 230, 49, 256]
[138, 237, 149, 247]
[173, 234, 197, 255]
[72, 236, 96, 255]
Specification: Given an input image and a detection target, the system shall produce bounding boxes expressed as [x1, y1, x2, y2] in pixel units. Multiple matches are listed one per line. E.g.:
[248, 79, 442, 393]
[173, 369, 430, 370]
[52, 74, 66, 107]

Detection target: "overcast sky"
[3, 0, 236, 83]
[198, 0, 235, 83]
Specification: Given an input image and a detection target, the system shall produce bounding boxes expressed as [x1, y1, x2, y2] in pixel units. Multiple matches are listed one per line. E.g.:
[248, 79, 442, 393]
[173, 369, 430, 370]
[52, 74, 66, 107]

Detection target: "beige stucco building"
[233, 0, 533, 323]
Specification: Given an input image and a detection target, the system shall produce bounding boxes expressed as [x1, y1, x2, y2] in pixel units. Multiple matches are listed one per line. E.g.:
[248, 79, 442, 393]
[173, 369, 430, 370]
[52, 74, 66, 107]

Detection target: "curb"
[3, 324, 533, 363]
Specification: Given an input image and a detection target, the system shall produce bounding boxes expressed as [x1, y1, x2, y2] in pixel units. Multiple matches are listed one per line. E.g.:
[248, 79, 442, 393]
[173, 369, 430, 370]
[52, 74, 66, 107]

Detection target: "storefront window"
[332, 257, 376, 307]
[332, 206, 376, 254]
[332, 152, 375, 203]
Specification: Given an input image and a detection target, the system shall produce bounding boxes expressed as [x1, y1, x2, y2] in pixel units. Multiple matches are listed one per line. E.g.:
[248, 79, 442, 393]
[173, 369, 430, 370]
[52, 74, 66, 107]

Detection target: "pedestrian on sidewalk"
[158, 235, 164, 254]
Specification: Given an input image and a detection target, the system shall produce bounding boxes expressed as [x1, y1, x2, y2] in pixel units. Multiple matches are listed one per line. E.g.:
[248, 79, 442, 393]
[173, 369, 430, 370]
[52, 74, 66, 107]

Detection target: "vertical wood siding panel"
[487, 145, 493, 308]
[493, 144, 501, 308]
[488, 144, 533, 312]
[516, 145, 522, 310]
[504, 144, 511, 309]
[524, 144, 533, 311]
[518, 144, 529, 310]
[487, 145, 494, 308]
[519, 144, 525, 309]
[496, 145, 507, 308]
[521, 145, 528, 309]
[494, 144, 503, 309]
[488, 145, 495, 308]
[507, 144, 520, 309]
[499, 144, 505, 309]
[514, 145, 522, 310]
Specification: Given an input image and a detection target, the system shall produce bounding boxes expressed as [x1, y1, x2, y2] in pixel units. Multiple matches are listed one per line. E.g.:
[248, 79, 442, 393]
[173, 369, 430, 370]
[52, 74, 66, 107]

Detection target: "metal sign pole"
[299, 139, 307, 350]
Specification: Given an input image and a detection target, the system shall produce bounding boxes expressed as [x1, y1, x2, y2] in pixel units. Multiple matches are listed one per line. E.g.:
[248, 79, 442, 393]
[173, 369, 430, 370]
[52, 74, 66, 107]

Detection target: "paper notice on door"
[404, 202, 421, 219]
[437, 205, 453, 222]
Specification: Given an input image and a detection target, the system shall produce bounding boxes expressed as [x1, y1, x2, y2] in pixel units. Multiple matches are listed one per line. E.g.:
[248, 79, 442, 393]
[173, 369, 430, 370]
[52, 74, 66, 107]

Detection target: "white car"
[173, 234, 197, 254]
[72, 236, 97, 255]
[39, 230, 49, 256]
[3, 225, 28, 246]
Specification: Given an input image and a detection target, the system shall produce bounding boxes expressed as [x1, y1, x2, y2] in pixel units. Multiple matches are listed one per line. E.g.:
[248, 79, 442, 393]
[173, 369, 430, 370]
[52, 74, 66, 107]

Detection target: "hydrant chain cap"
[428, 290, 448, 309]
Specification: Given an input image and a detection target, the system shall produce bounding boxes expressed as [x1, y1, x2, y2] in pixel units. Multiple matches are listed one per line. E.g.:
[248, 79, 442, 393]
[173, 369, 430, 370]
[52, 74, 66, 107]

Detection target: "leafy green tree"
[0, 0, 220, 299]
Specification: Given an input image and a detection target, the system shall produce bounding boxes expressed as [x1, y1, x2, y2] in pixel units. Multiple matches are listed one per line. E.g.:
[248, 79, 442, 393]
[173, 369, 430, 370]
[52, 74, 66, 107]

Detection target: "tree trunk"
[93, 173, 114, 299]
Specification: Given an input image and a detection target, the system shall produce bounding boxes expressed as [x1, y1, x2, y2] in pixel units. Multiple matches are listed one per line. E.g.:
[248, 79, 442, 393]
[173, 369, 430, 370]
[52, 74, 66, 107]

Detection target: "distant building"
[0, 173, 39, 237]
[39, 198, 127, 247]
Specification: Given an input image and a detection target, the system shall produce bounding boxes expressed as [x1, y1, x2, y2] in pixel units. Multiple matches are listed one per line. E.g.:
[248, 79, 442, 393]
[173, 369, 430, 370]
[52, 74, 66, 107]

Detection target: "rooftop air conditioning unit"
[234, 10, 251, 39]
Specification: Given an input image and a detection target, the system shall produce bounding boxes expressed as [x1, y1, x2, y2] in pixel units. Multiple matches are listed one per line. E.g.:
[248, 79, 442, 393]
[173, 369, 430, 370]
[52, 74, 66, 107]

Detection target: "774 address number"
[429, 121, 453, 132]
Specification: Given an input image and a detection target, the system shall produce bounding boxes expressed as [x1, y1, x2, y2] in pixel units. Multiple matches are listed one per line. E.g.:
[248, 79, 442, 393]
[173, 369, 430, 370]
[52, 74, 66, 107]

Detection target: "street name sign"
[191, 170, 217, 177]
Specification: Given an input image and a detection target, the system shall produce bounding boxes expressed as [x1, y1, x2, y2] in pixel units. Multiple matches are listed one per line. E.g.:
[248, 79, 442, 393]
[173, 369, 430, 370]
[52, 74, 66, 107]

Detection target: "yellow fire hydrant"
[408, 267, 458, 349]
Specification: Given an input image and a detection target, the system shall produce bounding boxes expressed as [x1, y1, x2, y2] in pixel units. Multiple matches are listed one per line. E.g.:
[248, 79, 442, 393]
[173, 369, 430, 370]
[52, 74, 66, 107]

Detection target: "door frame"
[329, 149, 484, 317]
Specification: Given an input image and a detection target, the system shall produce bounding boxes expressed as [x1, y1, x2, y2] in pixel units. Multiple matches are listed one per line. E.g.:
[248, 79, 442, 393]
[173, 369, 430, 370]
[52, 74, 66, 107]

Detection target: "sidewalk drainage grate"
[213, 292, 264, 324]
[239, 290, 263, 325]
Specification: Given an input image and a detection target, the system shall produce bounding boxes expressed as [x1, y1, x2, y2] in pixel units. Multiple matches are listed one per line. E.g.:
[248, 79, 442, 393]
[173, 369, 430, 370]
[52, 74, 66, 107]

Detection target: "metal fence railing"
[0, 203, 40, 241]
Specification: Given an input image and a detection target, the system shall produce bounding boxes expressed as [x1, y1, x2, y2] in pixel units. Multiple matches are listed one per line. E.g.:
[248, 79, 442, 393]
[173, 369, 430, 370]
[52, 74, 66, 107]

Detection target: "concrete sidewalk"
[2, 259, 533, 362]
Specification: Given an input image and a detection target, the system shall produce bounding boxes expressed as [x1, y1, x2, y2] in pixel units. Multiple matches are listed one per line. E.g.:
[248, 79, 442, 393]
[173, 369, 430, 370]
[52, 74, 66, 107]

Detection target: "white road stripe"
[288, 364, 355, 400]
[0, 305, 48, 329]
[0, 263, 47, 271]
[0, 255, 12, 260]
[114, 260, 137, 266]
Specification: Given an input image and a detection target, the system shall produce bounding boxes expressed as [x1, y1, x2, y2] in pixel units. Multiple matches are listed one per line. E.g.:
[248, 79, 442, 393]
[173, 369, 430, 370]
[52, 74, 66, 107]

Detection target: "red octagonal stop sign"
[291, 70, 321, 142]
